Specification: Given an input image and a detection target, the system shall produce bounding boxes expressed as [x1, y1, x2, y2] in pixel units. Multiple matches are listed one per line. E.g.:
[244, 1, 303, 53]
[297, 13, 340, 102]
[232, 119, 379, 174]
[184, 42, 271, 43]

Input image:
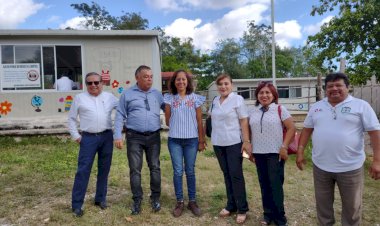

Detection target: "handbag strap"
[277, 105, 285, 130]
[209, 96, 217, 113]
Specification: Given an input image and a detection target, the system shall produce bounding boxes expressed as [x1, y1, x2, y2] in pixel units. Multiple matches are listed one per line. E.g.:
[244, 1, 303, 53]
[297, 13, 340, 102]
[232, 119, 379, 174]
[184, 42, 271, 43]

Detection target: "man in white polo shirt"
[296, 72, 380, 226]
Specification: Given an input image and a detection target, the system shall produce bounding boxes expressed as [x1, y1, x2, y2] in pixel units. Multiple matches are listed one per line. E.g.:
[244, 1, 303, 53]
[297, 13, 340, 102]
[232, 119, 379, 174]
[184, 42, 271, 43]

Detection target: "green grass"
[0, 135, 379, 225]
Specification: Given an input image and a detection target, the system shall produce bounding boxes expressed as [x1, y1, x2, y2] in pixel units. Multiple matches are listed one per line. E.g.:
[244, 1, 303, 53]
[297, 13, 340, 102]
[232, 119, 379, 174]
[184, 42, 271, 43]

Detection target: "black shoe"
[94, 201, 108, 210]
[151, 199, 161, 212]
[72, 208, 84, 217]
[131, 200, 142, 215]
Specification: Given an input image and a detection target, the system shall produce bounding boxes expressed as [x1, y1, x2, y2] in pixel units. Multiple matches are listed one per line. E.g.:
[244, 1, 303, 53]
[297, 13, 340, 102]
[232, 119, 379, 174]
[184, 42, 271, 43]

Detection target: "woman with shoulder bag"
[248, 82, 296, 226]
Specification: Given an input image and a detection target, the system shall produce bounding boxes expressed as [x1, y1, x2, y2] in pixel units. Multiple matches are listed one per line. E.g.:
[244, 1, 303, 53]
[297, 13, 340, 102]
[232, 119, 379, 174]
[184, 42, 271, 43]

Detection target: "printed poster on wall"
[1, 64, 41, 89]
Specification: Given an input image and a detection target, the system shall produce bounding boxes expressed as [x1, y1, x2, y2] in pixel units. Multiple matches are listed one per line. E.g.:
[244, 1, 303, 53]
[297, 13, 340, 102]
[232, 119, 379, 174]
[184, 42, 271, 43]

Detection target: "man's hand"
[369, 160, 380, 180]
[296, 153, 306, 170]
[75, 137, 81, 143]
[114, 139, 124, 149]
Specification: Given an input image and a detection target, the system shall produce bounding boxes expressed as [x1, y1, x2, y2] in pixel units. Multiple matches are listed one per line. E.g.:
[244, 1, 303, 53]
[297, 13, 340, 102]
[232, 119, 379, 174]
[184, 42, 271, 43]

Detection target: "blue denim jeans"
[126, 130, 161, 202]
[72, 130, 113, 209]
[168, 137, 199, 201]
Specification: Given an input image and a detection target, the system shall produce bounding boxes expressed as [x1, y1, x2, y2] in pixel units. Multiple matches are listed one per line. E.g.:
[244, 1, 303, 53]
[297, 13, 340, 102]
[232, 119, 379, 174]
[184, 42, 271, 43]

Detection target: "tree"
[210, 39, 246, 79]
[70, 2, 148, 30]
[308, 0, 380, 84]
[70, 2, 115, 30]
[241, 21, 272, 77]
[114, 12, 148, 30]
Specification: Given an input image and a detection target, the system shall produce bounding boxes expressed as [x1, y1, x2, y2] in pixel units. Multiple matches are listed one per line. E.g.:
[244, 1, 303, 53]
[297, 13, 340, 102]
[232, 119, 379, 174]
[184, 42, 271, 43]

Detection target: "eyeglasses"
[86, 81, 101, 86]
[144, 98, 150, 111]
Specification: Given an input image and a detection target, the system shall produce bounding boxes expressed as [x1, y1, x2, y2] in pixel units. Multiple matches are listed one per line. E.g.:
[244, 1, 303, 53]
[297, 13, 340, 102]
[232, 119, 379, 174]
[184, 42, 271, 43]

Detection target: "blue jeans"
[254, 153, 287, 226]
[72, 130, 113, 209]
[126, 130, 161, 202]
[214, 143, 249, 214]
[168, 137, 199, 201]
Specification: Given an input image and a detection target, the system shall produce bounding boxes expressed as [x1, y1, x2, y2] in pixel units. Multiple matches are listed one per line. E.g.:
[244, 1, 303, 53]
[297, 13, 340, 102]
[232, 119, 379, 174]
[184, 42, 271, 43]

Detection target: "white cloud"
[146, 0, 269, 11]
[274, 20, 302, 48]
[0, 0, 44, 29]
[145, 0, 184, 12]
[59, 17, 88, 30]
[164, 3, 269, 52]
[303, 16, 334, 35]
[47, 16, 60, 23]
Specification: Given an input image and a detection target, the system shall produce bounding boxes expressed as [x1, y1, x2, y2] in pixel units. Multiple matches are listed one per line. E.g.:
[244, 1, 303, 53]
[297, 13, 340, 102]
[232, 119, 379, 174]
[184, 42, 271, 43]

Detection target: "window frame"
[1, 44, 84, 93]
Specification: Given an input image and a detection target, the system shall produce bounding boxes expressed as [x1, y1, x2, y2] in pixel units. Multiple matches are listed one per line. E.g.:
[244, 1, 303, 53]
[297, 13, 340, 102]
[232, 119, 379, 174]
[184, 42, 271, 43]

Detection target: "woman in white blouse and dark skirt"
[210, 73, 251, 224]
[164, 69, 206, 218]
[248, 82, 296, 226]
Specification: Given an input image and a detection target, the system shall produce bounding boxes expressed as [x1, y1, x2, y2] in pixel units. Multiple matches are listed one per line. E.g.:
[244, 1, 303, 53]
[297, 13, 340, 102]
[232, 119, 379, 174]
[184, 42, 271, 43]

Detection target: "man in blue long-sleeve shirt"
[114, 65, 164, 215]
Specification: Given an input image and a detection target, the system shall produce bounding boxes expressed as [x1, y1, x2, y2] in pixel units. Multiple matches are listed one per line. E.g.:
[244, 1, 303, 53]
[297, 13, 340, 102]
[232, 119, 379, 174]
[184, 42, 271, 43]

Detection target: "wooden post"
[339, 58, 346, 73]
[316, 73, 323, 101]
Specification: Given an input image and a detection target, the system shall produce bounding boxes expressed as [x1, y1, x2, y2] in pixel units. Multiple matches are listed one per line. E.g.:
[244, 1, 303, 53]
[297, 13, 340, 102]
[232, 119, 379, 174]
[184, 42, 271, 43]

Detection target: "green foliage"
[308, 0, 380, 84]
[70, 2, 148, 30]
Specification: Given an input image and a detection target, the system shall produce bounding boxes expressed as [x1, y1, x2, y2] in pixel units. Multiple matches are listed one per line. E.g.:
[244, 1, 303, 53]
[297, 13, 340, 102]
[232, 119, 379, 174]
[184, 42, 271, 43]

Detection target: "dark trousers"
[254, 153, 287, 226]
[126, 130, 161, 202]
[214, 143, 249, 214]
[72, 130, 113, 209]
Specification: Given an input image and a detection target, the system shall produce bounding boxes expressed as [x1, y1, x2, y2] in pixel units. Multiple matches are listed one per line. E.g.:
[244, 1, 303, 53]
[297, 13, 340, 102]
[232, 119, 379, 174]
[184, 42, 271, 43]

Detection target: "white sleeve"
[67, 96, 81, 140]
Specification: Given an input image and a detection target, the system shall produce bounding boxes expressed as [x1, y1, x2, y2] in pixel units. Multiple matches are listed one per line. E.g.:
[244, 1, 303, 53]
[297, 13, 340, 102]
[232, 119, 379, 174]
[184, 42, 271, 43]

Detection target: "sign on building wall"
[1, 64, 41, 89]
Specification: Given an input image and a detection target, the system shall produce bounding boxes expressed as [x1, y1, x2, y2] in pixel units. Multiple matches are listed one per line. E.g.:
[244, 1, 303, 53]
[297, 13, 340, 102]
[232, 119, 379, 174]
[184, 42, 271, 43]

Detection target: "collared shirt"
[304, 95, 380, 173]
[248, 103, 291, 154]
[114, 84, 164, 139]
[210, 92, 248, 146]
[68, 91, 119, 140]
[164, 93, 205, 139]
[54, 76, 74, 91]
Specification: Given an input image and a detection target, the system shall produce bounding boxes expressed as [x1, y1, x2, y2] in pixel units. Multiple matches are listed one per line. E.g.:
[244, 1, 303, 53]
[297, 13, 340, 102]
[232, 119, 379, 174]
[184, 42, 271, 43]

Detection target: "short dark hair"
[85, 72, 101, 81]
[215, 73, 232, 85]
[254, 81, 279, 106]
[325, 72, 349, 87]
[135, 65, 151, 77]
[169, 69, 194, 95]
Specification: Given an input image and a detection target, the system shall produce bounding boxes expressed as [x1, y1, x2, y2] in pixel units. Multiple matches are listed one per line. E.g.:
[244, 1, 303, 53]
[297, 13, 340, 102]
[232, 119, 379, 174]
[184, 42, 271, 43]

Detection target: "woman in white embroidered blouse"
[248, 82, 296, 226]
[210, 73, 251, 224]
[164, 69, 206, 218]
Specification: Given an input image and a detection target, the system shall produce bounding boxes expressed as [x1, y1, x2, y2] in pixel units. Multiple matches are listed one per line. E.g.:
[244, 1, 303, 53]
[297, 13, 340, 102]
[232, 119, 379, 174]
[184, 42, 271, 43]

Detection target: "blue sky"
[0, 0, 336, 52]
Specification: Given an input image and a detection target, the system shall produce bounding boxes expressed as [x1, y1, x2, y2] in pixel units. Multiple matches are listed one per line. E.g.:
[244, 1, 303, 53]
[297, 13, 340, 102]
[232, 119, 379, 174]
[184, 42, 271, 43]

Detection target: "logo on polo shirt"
[341, 106, 351, 113]
[314, 108, 322, 112]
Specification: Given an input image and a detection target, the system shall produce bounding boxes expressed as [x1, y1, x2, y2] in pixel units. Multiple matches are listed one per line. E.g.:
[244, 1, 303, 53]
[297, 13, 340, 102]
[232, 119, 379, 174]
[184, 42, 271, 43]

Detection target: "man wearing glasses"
[296, 72, 380, 225]
[68, 72, 119, 217]
[114, 65, 164, 215]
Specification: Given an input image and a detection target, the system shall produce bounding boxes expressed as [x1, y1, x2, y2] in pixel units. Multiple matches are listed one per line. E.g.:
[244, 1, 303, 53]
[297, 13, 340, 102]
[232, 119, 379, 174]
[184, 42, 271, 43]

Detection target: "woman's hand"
[242, 142, 254, 163]
[198, 141, 206, 152]
[279, 146, 288, 161]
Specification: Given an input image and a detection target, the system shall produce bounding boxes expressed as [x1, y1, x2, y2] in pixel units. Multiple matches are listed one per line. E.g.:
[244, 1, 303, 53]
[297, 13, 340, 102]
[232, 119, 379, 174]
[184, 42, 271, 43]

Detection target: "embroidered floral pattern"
[185, 99, 195, 108]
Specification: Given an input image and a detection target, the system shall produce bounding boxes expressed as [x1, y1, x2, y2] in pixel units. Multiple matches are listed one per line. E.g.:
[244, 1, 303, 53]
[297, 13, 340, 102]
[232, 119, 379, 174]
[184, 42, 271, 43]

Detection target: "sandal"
[219, 208, 231, 217]
[236, 214, 247, 224]
[260, 219, 272, 225]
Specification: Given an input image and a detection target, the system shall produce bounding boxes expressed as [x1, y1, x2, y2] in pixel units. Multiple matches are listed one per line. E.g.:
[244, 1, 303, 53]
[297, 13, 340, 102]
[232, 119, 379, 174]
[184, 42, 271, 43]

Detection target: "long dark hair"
[169, 69, 194, 95]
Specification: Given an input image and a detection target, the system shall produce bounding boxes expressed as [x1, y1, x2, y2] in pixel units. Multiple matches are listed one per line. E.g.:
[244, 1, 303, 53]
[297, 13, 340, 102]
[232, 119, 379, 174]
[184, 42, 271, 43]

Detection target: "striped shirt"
[164, 93, 205, 138]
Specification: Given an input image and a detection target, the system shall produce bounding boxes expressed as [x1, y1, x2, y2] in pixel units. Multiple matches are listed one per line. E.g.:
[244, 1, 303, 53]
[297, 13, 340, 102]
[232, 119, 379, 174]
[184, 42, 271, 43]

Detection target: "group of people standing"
[68, 66, 380, 226]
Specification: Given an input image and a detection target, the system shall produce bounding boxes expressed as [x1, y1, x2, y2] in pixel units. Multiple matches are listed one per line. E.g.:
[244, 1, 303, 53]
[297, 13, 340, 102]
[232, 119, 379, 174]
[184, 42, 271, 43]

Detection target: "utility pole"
[271, 0, 276, 87]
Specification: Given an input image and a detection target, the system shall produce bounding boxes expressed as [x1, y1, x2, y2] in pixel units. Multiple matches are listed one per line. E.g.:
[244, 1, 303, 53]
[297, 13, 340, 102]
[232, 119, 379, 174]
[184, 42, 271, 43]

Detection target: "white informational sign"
[1, 64, 41, 89]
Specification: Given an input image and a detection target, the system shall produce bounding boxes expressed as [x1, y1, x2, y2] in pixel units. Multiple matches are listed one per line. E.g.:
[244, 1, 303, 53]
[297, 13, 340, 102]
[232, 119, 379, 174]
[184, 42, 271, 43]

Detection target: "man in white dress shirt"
[54, 73, 75, 91]
[68, 72, 118, 217]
